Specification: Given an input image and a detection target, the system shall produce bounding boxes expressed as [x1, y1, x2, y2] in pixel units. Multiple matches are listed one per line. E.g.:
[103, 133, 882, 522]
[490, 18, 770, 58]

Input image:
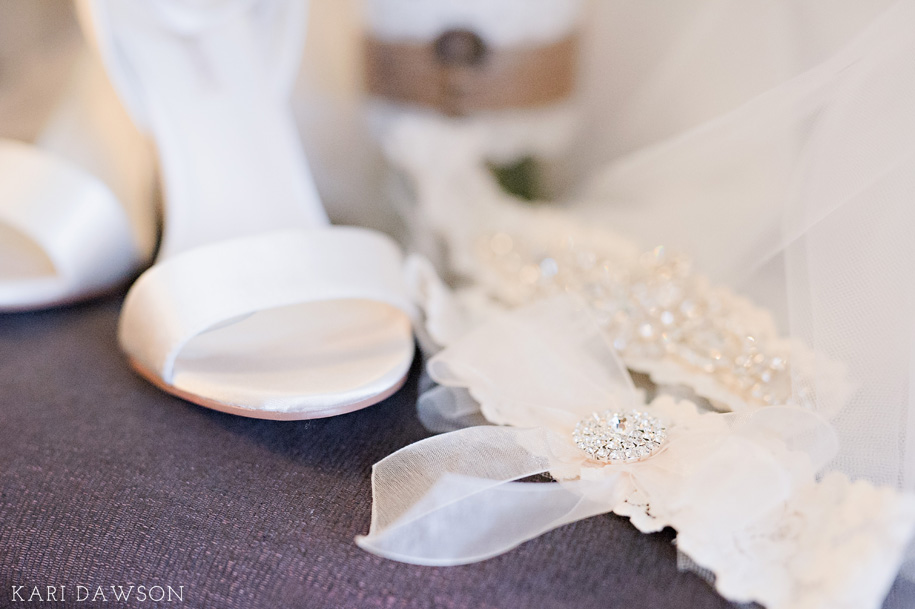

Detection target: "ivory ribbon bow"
[357, 297, 915, 609]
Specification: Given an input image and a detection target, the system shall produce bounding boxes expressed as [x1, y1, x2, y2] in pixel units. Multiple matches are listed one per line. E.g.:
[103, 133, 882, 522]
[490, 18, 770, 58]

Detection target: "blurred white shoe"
[0, 42, 156, 311]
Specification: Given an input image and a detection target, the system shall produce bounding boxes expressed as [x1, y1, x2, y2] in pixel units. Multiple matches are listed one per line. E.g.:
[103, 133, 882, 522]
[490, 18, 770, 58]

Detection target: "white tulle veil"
[574, 0, 915, 587]
[575, 0, 915, 498]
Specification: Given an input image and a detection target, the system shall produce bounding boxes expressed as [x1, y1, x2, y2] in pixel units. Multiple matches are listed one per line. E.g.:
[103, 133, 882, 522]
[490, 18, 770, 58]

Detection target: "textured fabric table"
[1, 295, 912, 609]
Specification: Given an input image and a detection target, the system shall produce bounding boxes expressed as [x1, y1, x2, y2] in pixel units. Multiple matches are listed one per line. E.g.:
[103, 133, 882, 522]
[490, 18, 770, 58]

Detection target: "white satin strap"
[76, 0, 308, 133]
[119, 227, 417, 383]
[0, 140, 140, 307]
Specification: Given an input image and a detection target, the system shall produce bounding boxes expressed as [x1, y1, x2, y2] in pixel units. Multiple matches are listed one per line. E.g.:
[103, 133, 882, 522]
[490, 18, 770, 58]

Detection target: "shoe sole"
[128, 355, 410, 421]
[0, 281, 127, 314]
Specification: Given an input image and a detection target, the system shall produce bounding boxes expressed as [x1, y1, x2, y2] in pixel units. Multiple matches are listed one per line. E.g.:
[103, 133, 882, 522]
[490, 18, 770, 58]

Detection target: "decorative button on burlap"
[365, 29, 578, 116]
[434, 29, 488, 67]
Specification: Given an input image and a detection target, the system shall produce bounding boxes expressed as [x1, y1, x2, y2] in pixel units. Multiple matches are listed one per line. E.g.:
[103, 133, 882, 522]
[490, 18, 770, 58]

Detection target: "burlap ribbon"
[365, 29, 577, 115]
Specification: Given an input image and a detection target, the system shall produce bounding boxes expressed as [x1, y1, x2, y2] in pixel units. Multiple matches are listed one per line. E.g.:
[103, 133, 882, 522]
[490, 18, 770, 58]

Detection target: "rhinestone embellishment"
[573, 410, 667, 463]
[476, 231, 795, 408]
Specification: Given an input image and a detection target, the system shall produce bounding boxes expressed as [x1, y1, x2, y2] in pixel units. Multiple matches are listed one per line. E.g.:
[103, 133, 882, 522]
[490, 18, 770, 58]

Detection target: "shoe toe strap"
[119, 227, 418, 383]
[0, 140, 140, 299]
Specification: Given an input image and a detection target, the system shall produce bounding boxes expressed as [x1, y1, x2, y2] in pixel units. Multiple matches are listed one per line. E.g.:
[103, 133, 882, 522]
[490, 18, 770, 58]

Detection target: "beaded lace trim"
[473, 230, 797, 409]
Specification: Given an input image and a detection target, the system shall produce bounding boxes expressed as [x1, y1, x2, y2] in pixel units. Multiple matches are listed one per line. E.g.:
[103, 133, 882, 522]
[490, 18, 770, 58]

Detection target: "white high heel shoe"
[77, 0, 416, 419]
[0, 44, 156, 311]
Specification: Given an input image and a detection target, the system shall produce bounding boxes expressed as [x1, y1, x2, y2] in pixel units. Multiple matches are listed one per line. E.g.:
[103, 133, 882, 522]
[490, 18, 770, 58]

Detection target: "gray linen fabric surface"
[1, 295, 912, 609]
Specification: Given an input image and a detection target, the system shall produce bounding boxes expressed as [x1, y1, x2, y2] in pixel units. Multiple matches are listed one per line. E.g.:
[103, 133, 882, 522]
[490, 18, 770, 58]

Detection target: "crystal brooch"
[572, 410, 667, 463]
